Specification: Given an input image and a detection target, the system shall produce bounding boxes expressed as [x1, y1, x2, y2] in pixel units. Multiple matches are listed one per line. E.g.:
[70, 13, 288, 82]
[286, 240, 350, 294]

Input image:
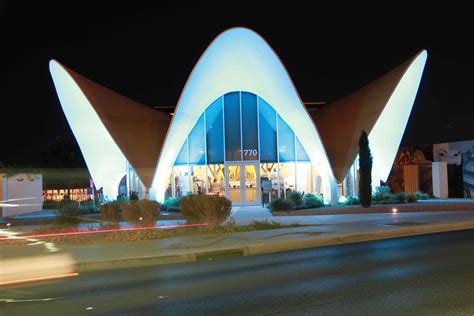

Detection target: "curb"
[75, 221, 474, 272]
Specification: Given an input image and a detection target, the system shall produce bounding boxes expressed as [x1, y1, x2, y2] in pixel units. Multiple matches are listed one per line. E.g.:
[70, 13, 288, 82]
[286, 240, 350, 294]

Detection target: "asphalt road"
[2, 230, 474, 315]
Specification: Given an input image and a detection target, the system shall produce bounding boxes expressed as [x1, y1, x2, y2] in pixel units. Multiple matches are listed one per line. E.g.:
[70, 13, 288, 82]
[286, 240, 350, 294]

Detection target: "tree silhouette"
[359, 130, 372, 208]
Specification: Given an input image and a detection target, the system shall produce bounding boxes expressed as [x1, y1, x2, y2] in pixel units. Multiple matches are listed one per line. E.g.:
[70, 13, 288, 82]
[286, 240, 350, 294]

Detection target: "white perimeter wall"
[1, 174, 43, 217]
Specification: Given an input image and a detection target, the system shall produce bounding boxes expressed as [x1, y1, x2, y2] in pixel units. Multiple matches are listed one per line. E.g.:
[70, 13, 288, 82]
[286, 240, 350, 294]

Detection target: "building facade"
[49, 27, 428, 205]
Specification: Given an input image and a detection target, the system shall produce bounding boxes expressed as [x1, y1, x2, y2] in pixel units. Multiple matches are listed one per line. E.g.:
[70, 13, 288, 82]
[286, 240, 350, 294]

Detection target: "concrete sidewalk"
[3, 211, 474, 273]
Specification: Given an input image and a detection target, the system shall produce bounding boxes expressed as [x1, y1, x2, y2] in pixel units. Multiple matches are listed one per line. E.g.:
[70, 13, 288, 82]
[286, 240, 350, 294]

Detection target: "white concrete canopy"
[151, 27, 335, 202]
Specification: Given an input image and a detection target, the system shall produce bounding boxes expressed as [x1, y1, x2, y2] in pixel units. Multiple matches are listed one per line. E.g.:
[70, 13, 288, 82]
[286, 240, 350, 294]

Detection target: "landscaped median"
[271, 200, 474, 216]
[4, 211, 474, 276]
[43, 212, 474, 272]
[3, 192, 474, 275]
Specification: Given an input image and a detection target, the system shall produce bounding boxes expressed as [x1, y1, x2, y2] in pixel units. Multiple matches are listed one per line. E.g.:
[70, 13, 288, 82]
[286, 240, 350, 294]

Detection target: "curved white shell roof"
[151, 27, 334, 201]
[50, 61, 127, 199]
[369, 51, 428, 186]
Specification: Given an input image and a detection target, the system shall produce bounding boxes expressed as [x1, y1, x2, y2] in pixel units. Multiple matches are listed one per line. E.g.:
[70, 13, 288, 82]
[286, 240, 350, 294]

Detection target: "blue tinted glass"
[296, 137, 310, 162]
[277, 115, 295, 162]
[224, 92, 241, 161]
[241, 92, 258, 160]
[188, 114, 205, 165]
[206, 97, 224, 164]
[175, 139, 188, 165]
[258, 98, 277, 162]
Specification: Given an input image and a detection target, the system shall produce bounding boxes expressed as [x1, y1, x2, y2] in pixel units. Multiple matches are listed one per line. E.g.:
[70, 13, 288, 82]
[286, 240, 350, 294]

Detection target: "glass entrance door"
[225, 162, 260, 205]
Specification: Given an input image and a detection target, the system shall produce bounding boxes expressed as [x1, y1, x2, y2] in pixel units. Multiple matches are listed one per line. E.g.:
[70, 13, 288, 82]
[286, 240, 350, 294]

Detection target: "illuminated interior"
[164, 91, 326, 205]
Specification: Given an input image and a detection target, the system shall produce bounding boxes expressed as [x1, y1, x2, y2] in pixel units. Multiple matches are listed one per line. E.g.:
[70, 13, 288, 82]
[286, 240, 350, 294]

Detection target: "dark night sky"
[2, 1, 473, 166]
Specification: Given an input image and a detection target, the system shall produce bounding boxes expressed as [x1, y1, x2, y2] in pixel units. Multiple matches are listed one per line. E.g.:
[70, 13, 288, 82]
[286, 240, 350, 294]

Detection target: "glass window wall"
[175, 139, 188, 165]
[188, 114, 205, 165]
[208, 164, 225, 196]
[279, 162, 296, 198]
[169, 91, 320, 202]
[224, 92, 241, 161]
[296, 162, 312, 194]
[173, 165, 189, 198]
[190, 165, 206, 194]
[258, 98, 277, 163]
[296, 137, 310, 162]
[241, 92, 259, 161]
[165, 171, 173, 199]
[227, 165, 241, 203]
[260, 163, 279, 198]
[277, 115, 296, 162]
[206, 97, 224, 164]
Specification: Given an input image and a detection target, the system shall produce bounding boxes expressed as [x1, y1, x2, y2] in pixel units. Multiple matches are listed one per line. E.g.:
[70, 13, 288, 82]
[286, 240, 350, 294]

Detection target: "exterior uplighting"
[338, 195, 348, 204]
[392, 208, 398, 213]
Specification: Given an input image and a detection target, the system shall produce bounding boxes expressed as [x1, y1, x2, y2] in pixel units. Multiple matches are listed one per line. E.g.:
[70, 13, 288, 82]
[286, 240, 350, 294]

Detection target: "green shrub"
[161, 197, 181, 212]
[359, 130, 373, 208]
[347, 196, 360, 205]
[373, 186, 391, 202]
[129, 191, 139, 201]
[269, 197, 294, 212]
[304, 193, 324, 208]
[407, 193, 418, 203]
[179, 194, 232, 224]
[376, 186, 391, 196]
[99, 201, 121, 225]
[386, 194, 400, 205]
[415, 191, 430, 200]
[287, 191, 304, 207]
[54, 205, 85, 228]
[394, 191, 407, 203]
[79, 204, 99, 214]
[121, 199, 160, 227]
[116, 195, 130, 203]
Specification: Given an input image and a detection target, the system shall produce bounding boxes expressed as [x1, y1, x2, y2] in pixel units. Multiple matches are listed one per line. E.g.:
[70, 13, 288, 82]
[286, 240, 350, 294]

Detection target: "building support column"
[330, 180, 338, 206]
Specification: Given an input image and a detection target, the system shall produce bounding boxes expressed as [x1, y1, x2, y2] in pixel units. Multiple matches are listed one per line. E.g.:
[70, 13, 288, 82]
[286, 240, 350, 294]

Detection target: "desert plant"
[347, 196, 360, 205]
[179, 194, 232, 224]
[161, 197, 181, 212]
[359, 130, 373, 208]
[415, 191, 430, 200]
[99, 201, 122, 225]
[394, 191, 407, 203]
[386, 194, 400, 204]
[268, 197, 294, 212]
[407, 193, 418, 203]
[372, 186, 391, 202]
[287, 191, 304, 207]
[304, 193, 324, 208]
[121, 199, 160, 227]
[54, 205, 84, 228]
[129, 191, 139, 201]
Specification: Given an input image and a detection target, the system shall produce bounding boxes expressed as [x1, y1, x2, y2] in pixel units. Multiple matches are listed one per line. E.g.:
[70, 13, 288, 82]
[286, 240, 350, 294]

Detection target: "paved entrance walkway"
[230, 205, 273, 224]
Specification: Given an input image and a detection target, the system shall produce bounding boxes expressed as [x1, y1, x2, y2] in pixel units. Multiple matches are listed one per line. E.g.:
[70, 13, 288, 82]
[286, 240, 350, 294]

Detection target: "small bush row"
[269, 192, 325, 212]
[179, 194, 232, 224]
[371, 186, 430, 205]
[338, 196, 360, 206]
[54, 194, 232, 229]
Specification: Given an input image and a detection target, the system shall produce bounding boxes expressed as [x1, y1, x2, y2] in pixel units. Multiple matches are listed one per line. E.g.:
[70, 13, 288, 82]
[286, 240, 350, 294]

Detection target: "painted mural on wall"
[387, 145, 433, 194]
[433, 140, 474, 198]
